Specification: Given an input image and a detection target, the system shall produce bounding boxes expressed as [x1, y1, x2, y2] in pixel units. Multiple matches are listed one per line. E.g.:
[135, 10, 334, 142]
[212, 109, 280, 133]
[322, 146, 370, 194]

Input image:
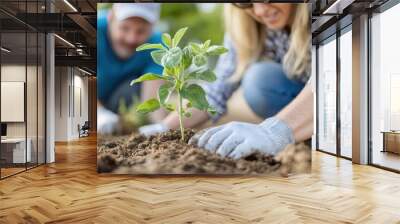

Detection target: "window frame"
[315, 23, 353, 160]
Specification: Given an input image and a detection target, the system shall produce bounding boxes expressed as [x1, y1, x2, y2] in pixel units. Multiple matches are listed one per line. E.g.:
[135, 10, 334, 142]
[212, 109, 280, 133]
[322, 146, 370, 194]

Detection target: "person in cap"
[97, 3, 166, 134]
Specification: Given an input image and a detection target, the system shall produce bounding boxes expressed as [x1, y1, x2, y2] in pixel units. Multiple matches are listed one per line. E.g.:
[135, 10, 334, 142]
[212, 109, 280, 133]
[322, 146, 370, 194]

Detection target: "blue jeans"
[242, 62, 305, 119]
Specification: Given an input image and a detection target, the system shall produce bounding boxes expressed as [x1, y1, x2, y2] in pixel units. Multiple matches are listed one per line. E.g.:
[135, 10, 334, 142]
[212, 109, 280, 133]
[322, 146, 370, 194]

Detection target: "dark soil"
[97, 130, 311, 175]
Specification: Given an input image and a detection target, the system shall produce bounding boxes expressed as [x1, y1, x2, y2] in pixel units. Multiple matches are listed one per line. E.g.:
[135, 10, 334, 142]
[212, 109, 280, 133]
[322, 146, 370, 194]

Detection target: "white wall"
[54, 67, 89, 141]
[1, 65, 38, 138]
[73, 73, 89, 137]
[1, 63, 46, 164]
[55, 67, 69, 141]
[1, 66, 26, 138]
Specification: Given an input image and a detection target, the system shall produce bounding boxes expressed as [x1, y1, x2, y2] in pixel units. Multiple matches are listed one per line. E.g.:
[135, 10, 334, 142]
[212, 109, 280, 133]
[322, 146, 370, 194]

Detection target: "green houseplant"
[130, 27, 228, 141]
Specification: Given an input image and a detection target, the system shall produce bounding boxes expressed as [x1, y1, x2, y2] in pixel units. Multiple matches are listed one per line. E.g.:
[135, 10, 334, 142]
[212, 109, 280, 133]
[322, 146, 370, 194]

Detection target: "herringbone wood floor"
[0, 135, 399, 224]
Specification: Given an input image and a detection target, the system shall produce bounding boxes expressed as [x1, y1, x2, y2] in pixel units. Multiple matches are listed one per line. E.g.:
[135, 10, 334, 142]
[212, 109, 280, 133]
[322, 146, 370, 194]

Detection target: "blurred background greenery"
[159, 3, 224, 45]
[98, 3, 225, 45]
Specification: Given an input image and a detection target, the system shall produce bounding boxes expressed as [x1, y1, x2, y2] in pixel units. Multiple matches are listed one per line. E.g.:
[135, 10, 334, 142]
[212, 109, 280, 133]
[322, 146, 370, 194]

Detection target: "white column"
[46, 32, 55, 163]
[311, 45, 317, 151]
[352, 14, 369, 164]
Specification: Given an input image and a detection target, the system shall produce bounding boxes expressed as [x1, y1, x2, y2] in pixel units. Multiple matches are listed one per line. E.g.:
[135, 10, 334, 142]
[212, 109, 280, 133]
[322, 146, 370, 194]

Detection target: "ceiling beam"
[67, 13, 97, 46]
[55, 55, 96, 71]
[322, 0, 356, 14]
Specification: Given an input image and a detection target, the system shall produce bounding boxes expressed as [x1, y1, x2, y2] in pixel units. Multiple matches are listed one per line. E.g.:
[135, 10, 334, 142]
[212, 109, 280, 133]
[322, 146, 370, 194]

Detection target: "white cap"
[112, 3, 160, 24]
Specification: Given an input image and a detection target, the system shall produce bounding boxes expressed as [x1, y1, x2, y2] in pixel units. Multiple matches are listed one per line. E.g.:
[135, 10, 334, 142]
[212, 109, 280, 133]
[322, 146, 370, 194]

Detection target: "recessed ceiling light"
[323, 0, 354, 15]
[63, 0, 78, 12]
[1, 47, 11, 53]
[54, 34, 75, 48]
[78, 67, 92, 76]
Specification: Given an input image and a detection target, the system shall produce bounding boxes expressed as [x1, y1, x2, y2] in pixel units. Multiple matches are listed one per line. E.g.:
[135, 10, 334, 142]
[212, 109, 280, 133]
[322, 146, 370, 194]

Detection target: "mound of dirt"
[97, 130, 310, 175]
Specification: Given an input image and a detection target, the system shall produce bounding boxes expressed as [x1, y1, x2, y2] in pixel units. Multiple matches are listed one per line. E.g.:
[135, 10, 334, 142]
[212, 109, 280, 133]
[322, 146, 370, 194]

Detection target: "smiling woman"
[239, 3, 295, 29]
[225, 3, 310, 81]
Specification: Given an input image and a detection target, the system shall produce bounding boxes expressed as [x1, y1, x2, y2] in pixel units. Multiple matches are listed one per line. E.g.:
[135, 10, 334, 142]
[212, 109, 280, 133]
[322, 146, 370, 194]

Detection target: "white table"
[1, 138, 31, 163]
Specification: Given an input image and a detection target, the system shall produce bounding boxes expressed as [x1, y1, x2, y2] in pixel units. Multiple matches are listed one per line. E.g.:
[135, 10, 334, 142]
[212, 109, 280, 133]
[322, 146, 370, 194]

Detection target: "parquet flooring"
[0, 135, 399, 224]
[1, 167, 26, 178]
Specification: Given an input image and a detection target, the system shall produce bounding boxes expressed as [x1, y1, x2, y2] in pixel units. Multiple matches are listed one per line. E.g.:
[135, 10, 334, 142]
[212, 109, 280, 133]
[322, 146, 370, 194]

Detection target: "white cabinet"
[1, 138, 32, 163]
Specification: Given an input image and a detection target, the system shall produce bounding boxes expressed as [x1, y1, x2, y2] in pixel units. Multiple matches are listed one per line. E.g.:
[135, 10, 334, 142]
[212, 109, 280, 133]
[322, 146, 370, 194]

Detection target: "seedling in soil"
[130, 27, 228, 141]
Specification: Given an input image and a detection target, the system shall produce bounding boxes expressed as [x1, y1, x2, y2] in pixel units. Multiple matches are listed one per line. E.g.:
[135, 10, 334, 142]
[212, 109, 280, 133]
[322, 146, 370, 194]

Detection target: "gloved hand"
[189, 117, 294, 159]
[97, 106, 119, 135]
[139, 123, 169, 137]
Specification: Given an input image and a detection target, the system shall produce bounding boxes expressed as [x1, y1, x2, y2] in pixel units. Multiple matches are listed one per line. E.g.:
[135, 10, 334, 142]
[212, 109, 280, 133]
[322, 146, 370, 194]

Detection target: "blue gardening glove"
[139, 123, 168, 137]
[189, 117, 294, 159]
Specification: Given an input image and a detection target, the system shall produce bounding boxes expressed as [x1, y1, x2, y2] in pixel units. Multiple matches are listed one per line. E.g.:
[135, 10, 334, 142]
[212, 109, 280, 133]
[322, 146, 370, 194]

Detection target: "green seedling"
[118, 96, 150, 133]
[130, 27, 228, 141]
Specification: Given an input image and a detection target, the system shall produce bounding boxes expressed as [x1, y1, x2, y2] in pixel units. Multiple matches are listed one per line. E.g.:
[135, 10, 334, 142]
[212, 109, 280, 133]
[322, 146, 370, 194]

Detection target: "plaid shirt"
[204, 29, 310, 122]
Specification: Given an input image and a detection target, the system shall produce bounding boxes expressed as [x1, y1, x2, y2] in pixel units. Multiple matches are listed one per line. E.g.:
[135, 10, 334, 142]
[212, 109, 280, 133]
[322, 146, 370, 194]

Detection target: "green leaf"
[189, 42, 203, 54]
[181, 84, 209, 111]
[130, 73, 165, 86]
[163, 67, 175, 76]
[161, 47, 183, 68]
[162, 33, 172, 48]
[182, 46, 193, 69]
[136, 43, 165, 51]
[193, 54, 207, 67]
[172, 27, 188, 47]
[186, 69, 216, 82]
[158, 82, 174, 105]
[207, 107, 217, 115]
[164, 103, 175, 111]
[136, 98, 160, 114]
[203, 40, 211, 49]
[206, 45, 228, 56]
[151, 49, 167, 65]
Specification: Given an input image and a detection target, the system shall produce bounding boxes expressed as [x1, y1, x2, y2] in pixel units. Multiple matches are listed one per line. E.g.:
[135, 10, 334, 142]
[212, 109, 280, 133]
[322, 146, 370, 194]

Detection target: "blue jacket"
[97, 10, 163, 103]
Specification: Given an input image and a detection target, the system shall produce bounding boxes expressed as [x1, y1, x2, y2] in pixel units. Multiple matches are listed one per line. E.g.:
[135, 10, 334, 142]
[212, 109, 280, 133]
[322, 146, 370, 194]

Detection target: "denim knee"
[242, 62, 304, 118]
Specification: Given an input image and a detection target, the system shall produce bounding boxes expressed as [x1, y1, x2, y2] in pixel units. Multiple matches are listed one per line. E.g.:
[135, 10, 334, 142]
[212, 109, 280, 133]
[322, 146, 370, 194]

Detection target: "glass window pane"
[1, 31, 27, 177]
[371, 3, 400, 171]
[27, 31, 38, 169]
[339, 29, 352, 158]
[318, 37, 337, 154]
[1, 0, 46, 178]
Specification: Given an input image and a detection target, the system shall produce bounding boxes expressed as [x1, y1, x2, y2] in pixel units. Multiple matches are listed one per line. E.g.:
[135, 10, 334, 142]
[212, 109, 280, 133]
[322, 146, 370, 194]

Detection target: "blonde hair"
[224, 4, 311, 80]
